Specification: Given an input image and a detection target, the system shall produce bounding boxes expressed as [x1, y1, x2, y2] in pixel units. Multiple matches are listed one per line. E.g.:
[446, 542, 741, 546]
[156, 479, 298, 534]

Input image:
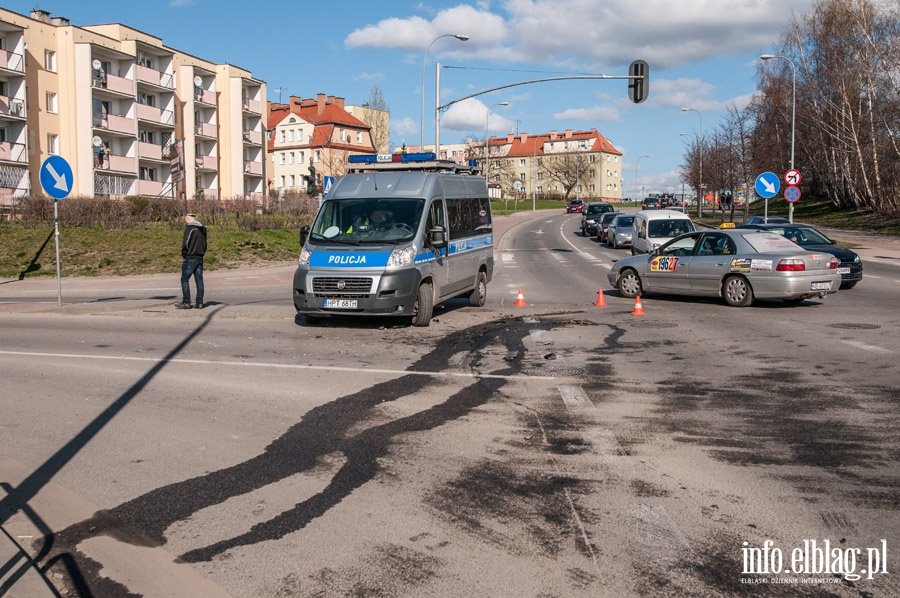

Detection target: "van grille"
[312, 277, 373, 297]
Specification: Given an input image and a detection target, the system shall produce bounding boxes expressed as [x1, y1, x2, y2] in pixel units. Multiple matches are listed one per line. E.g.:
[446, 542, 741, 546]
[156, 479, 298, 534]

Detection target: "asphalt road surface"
[2, 210, 899, 597]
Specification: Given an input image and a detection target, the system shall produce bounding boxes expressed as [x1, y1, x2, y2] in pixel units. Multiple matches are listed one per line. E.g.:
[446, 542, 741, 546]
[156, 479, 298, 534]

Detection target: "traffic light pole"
[435, 62, 647, 158]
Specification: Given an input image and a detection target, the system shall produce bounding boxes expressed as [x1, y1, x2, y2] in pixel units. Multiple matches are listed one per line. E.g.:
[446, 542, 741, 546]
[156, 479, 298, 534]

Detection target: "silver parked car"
[607, 229, 842, 306]
[606, 214, 635, 248]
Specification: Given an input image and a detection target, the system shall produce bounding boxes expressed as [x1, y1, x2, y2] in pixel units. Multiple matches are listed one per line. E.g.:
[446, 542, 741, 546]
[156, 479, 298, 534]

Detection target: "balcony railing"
[0, 141, 27, 163]
[93, 112, 135, 135]
[135, 64, 175, 89]
[242, 97, 261, 114]
[243, 160, 262, 175]
[242, 130, 262, 145]
[137, 179, 164, 196]
[194, 86, 215, 105]
[92, 70, 134, 95]
[194, 122, 216, 138]
[195, 155, 217, 170]
[138, 141, 163, 161]
[136, 103, 174, 126]
[0, 50, 25, 73]
[95, 154, 136, 173]
[0, 97, 25, 118]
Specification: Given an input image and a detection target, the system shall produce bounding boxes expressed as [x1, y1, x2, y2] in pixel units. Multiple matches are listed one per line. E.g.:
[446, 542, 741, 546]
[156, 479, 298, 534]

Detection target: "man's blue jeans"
[181, 258, 204, 304]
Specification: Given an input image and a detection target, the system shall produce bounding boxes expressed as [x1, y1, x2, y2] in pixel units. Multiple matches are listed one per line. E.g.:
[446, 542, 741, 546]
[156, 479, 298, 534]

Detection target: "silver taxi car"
[607, 229, 842, 306]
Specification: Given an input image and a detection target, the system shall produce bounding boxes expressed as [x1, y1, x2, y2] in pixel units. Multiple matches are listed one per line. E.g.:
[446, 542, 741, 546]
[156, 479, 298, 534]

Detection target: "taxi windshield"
[310, 198, 425, 244]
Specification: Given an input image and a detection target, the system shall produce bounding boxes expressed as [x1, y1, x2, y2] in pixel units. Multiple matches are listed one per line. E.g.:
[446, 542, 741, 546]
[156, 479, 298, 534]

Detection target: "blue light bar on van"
[347, 152, 437, 164]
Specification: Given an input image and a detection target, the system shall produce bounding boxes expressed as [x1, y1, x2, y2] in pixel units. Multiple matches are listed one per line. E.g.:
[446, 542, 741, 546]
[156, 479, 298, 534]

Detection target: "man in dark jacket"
[175, 214, 207, 309]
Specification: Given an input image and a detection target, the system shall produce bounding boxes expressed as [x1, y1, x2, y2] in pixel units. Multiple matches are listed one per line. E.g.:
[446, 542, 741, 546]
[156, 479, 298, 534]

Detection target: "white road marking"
[840, 340, 893, 354]
[0, 350, 557, 381]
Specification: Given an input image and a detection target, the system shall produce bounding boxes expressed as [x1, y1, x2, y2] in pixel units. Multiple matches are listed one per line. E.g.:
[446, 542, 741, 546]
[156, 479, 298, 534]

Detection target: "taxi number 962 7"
[650, 256, 679, 272]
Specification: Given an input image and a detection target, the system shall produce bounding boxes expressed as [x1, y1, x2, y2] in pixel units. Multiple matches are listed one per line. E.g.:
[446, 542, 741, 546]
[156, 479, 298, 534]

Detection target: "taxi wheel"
[617, 269, 642, 298]
[468, 271, 487, 307]
[723, 275, 753, 307]
[412, 282, 434, 327]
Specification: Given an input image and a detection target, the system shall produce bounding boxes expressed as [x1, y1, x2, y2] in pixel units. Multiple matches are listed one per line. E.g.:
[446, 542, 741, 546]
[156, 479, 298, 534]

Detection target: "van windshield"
[309, 198, 425, 244]
[648, 219, 694, 238]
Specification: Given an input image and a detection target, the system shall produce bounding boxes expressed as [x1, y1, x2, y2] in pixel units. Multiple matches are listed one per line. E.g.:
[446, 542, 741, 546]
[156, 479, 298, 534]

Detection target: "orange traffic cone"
[514, 288, 527, 307]
[594, 289, 607, 307]
[630, 295, 646, 316]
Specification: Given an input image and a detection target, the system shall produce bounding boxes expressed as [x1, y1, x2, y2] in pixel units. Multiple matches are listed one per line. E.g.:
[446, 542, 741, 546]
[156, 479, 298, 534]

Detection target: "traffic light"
[306, 165, 317, 194]
[628, 60, 649, 104]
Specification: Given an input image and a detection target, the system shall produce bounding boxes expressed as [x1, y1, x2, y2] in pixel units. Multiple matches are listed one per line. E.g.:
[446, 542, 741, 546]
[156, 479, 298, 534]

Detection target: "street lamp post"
[484, 101, 509, 189]
[421, 33, 469, 151]
[681, 107, 703, 217]
[635, 154, 649, 202]
[760, 53, 797, 223]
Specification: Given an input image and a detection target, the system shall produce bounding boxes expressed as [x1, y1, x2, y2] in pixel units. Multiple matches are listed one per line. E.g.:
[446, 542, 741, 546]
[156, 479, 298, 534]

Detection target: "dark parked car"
[596, 211, 621, 243]
[736, 223, 863, 289]
[580, 202, 615, 235]
[566, 199, 584, 213]
[641, 197, 660, 210]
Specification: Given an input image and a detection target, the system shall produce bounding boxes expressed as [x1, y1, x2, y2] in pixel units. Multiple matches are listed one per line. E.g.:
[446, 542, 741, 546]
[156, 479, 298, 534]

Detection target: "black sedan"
[736, 223, 863, 289]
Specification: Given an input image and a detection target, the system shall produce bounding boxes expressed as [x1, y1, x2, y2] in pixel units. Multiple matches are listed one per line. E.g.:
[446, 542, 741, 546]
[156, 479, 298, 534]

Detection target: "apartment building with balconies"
[0, 7, 267, 203]
[481, 129, 623, 201]
[267, 94, 375, 196]
[0, 15, 31, 204]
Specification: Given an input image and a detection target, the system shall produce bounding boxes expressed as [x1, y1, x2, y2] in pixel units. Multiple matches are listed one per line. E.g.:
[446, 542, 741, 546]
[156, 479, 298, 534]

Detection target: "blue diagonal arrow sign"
[40, 155, 74, 200]
[754, 172, 780, 199]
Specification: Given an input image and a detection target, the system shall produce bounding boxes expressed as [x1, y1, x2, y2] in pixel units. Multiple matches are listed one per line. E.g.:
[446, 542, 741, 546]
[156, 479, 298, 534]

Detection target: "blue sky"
[8, 0, 815, 197]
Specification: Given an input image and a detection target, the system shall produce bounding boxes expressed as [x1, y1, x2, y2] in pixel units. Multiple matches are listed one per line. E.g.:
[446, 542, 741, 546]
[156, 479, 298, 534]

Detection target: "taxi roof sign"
[719, 222, 736, 229]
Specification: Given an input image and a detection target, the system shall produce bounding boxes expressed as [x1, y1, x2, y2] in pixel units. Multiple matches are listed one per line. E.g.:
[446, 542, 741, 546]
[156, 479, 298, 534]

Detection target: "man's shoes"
[194, 302, 204, 309]
[174, 302, 192, 309]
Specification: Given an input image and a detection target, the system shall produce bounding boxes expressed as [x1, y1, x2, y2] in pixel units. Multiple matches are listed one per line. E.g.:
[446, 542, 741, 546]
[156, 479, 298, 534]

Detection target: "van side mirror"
[428, 226, 447, 248]
[299, 225, 310, 247]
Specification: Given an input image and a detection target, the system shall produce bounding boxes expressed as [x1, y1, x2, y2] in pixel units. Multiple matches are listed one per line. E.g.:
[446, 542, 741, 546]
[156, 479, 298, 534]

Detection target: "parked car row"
[571, 206, 863, 307]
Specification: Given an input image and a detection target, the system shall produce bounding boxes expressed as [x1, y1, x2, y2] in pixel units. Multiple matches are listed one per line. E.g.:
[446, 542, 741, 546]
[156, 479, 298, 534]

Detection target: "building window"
[279, 152, 285, 165]
[45, 50, 57, 72]
[288, 152, 294, 164]
[46, 92, 58, 113]
[589, 184, 595, 193]
[589, 170, 595, 177]
[537, 186, 543, 194]
[589, 155, 596, 163]
[279, 175, 285, 188]
[288, 129, 294, 142]
[289, 174, 295, 186]
[519, 173, 526, 180]
[138, 92, 156, 107]
[298, 151, 305, 163]
[140, 167, 157, 181]
[357, 132, 363, 144]
[340, 128, 346, 141]
[519, 159, 526, 166]
[280, 130, 286, 143]
[48, 134, 59, 155]
[537, 172, 543, 180]
[314, 150, 321, 162]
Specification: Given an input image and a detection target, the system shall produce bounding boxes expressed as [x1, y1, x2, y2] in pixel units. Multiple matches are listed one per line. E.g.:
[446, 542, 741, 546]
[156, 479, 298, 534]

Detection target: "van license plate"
[810, 282, 832, 291]
[324, 299, 357, 309]
[836, 267, 850, 274]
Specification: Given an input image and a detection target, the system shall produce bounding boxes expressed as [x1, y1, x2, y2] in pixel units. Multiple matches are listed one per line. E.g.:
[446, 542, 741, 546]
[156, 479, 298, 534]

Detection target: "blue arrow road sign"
[754, 172, 780, 199]
[40, 155, 73, 200]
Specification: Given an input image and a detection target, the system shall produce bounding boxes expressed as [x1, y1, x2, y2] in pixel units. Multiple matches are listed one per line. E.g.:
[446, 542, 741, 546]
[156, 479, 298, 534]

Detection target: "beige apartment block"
[0, 7, 266, 205]
[482, 129, 624, 201]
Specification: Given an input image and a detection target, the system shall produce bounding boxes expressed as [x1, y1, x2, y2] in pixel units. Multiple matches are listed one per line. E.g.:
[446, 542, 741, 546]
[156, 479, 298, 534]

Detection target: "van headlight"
[298, 247, 311, 266]
[388, 244, 416, 267]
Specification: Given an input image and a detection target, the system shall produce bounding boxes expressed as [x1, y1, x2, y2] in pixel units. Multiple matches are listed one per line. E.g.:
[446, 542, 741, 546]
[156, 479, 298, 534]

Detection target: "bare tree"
[543, 154, 590, 199]
[358, 85, 391, 154]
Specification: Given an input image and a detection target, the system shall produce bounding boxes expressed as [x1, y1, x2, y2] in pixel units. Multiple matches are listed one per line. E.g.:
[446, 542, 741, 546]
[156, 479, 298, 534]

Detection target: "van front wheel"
[468, 271, 487, 307]
[412, 282, 434, 326]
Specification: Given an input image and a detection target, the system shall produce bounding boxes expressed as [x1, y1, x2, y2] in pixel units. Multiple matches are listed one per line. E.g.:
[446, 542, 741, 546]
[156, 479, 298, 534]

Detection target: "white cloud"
[169, 0, 194, 6]
[441, 98, 514, 132]
[391, 117, 418, 138]
[345, 0, 814, 72]
[553, 105, 619, 123]
[353, 72, 384, 81]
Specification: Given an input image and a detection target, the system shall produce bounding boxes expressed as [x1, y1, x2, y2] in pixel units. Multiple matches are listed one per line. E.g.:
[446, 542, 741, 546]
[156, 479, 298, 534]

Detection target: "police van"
[293, 153, 493, 326]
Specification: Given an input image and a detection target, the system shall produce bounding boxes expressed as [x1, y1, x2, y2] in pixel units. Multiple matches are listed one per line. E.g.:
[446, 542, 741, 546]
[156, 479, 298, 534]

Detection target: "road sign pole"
[54, 199, 62, 306]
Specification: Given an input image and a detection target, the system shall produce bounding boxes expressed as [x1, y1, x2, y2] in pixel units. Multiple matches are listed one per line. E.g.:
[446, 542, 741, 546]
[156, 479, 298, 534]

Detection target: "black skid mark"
[43, 316, 537, 593]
